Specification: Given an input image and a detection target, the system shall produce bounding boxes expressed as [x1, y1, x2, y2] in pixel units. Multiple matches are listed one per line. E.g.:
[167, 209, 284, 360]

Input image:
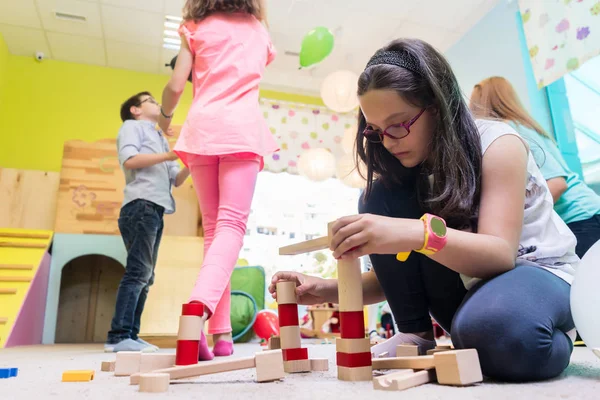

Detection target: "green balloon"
[299, 27, 334, 68]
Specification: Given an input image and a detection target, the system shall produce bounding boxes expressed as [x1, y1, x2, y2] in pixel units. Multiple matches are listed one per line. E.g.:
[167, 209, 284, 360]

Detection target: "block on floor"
[396, 344, 419, 357]
[101, 361, 116, 372]
[62, 370, 95, 382]
[284, 359, 312, 373]
[434, 349, 482, 386]
[115, 351, 142, 376]
[139, 373, 170, 393]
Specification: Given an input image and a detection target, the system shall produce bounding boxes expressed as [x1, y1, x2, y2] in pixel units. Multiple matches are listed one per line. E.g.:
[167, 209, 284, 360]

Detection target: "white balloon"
[321, 70, 359, 113]
[570, 239, 600, 358]
[297, 148, 336, 182]
[335, 153, 366, 189]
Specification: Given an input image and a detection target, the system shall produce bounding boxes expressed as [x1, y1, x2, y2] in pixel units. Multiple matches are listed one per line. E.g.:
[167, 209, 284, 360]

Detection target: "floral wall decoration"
[519, 0, 600, 88]
[259, 98, 358, 175]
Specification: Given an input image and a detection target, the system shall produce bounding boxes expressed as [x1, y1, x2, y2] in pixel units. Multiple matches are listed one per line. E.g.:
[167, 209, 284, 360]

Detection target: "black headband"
[365, 50, 422, 76]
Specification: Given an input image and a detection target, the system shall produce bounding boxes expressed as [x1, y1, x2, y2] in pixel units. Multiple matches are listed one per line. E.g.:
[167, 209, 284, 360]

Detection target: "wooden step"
[0, 264, 34, 271]
[0, 276, 32, 283]
[0, 318, 7, 324]
[0, 232, 50, 240]
[0, 241, 46, 249]
[0, 288, 17, 295]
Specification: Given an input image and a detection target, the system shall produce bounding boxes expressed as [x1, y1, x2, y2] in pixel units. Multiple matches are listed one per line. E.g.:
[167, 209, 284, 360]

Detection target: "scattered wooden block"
[115, 351, 142, 376]
[0, 368, 18, 379]
[100, 361, 116, 372]
[278, 236, 330, 255]
[372, 355, 435, 371]
[436, 344, 453, 350]
[337, 365, 373, 381]
[310, 358, 329, 371]
[139, 353, 176, 373]
[62, 370, 95, 382]
[373, 369, 436, 391]
[284, 359, 312, 373]
[433, 349, 482, 386]
[275, 281, 298, 305]
[139, 373, 170, 393]
[268, 336, 281, 350]
[130, 350, 285, 385]
[279, 326, 302, 349]
[396, 344, 419, 357]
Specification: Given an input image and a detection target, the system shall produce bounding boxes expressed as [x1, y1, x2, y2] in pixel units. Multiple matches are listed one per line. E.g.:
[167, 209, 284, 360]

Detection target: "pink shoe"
[213, 340, 234, 357]
[198, 331, 214, 361]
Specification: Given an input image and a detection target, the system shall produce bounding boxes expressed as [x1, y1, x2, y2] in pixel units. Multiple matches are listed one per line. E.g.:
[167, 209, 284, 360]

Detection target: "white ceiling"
[0, 0, 500, 95]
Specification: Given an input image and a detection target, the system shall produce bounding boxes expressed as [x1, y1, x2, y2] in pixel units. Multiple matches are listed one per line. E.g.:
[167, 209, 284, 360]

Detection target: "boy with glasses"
[105, 92, 189, 352]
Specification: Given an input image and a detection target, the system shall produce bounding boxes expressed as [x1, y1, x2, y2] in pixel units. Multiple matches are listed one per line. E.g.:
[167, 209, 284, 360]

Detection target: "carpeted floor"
[1, 341, 599, 400]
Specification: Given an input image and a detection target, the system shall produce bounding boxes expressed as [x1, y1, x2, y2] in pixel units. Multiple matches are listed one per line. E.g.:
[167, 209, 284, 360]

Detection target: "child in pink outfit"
[158, 0, 278, 360]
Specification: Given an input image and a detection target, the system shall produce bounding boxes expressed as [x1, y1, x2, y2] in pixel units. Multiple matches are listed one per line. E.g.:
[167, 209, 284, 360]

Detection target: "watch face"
[431, 217, 447, 237]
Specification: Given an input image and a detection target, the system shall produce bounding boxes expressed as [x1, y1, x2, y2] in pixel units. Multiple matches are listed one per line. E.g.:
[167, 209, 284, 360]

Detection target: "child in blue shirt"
[105, 91, 189, 352]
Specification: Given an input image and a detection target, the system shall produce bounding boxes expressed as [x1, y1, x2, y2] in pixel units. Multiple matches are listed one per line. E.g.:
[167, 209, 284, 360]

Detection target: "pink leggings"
[187, 154, 260, 334]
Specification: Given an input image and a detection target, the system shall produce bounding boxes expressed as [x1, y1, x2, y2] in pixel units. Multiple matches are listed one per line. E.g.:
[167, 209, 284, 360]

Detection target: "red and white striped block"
[276, 281, 311, 373]
[175, 302, 204, 366]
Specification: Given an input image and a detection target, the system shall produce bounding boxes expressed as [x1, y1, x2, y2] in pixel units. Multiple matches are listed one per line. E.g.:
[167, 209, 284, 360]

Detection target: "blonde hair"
[470, 76, 553, 140]
[182, 0, 267, 25]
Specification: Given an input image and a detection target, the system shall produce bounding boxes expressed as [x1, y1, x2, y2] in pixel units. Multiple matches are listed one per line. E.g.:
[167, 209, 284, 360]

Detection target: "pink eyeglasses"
[363, 108, 427, 143]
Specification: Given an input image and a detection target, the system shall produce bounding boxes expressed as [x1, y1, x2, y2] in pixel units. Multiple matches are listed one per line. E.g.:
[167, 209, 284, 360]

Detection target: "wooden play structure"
[0, 126, 210, 348]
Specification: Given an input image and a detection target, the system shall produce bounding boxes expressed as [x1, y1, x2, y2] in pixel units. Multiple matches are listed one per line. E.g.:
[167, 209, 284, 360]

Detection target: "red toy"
[253, 309, 280, 341]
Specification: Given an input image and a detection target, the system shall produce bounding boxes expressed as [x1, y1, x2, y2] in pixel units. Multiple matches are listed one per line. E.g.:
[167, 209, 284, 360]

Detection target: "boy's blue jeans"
[107, 199, 164, 344]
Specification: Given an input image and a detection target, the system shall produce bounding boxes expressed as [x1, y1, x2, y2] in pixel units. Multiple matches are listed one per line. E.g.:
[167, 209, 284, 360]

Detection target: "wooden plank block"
[396, 344, 419, 357]
[436, 344, 453, 350]
[283, 359, 312, 373]
[337, 258, 363, 312]
[0, 288, 18, 295]
[115, 352, 142, 376]
[0, 242, 46, 249]
[427, 348, 450, 355]
[434, 350, 482, 386]
[62, 370, 95, 382]
[276, 281, 298, 305]
[373, 369, 436, 391]
[140, 354, 176, 373]
[310, 359, 329, 371]
[0, 264, 34, 270]
[336, 338, 371, 354]
[101, 361, 116, 372]
[268, 336, 281, 350]
[139, 373, 170, 393]
[0, 232, 50, 239]
[279, 236, 329, 255]
[0, 276, 32, 283]
[337, 365, 372, 381]
[254, 350, 286, 382]
[372, 355, 435, 371]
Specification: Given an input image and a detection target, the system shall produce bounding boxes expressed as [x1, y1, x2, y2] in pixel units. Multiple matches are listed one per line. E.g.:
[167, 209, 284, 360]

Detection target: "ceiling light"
[163, 16, 183, 51]
[164, 37, 181, 45]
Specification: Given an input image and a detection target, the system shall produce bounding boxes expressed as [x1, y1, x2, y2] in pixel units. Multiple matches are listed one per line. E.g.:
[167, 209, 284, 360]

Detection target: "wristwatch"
[396, 213, 448, 262]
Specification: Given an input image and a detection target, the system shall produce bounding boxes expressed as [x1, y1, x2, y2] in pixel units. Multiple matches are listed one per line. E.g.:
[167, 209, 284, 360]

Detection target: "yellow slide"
[0, 228, 53, 348]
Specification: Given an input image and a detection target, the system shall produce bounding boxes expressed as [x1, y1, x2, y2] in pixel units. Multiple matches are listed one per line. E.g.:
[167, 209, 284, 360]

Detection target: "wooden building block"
[139, 353, 176, 373]
[434, 349, 482, 386]
[278, 304, 300, 326]
[372, 355, 435, 371]
[396, 344, 419, 357]
[62, 370, 95, 382]
[436, 344, 453, 350]
[0, 368, 18, 379]
[139, 373, 170, 393]
[130, 350, 284, 385]
[279, 236, 330, 255]
[284, 359, 312, 373]
[115, 351, 142, 376]
[337, 352, 372, 368]
[178, 315, 203, 340]
[100, 361, 116, 372]
[268, 336, 281, 350]
[377, 352, 389, 358]
[336, 338, 371, 354]
[279, 326, 302, 349]
[373, 369, 436, 391]
[310, 359, 329, 371]
[337, 365, 373, 381]
[282, 348, 309, 361]
[337, 258, 363, 312]
[276, 281, 298, 305]
[339, 311, 366, 339]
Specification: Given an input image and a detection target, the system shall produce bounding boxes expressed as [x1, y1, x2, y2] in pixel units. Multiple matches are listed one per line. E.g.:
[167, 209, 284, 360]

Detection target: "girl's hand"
[268, 271, 334, 305]
[158, 114, 172, 134]
[330, 214, 425, 260]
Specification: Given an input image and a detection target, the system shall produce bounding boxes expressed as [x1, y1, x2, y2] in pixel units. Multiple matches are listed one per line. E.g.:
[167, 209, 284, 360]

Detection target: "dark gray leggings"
[359, 180, 574, 382]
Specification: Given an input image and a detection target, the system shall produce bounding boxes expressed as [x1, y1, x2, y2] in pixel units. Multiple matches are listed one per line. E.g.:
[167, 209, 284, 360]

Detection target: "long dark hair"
[356, 39, 482, 230]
